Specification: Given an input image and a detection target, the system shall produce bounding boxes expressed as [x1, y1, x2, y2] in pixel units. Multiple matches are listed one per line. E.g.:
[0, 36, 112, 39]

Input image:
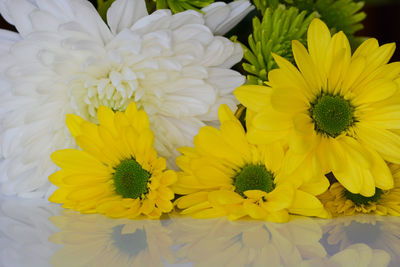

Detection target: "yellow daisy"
[173, 104, 328, 222]
[319, 164, 400, 216]
[235, 18, 400, 197]
[49, 102, 177, 219]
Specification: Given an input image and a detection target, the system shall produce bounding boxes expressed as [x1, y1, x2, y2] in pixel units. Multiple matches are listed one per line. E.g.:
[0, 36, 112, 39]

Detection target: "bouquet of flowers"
[0, 0, 399, 223]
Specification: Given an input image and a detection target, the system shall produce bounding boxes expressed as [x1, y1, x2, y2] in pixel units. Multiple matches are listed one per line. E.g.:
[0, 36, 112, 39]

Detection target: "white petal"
[6, 0, 36, 36]
[203, 0, 254, 35]
[202, 2, 230, 33]
[131, 9, 171, 34]
[107, 0, 148, 35]
[170, 10, 204, 29]
[207, 67, 245, 95]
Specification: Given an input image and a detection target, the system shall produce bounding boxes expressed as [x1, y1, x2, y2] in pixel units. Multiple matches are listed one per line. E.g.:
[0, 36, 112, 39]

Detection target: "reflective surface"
[0, 197, 399, 267]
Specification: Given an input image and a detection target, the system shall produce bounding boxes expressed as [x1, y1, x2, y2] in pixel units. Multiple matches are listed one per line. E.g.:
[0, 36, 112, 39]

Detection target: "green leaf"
[148, 0, 215, 14]
[239, 5, 317, 84]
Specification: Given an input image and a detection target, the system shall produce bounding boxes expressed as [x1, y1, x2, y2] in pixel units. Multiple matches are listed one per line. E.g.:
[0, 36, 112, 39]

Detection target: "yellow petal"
[194, 126, 243, 165]
[252, 109, 292, 131]
[352, 79, 398, 105]
[234, 85, 272, 112]
[260, 142, 285, 174]
[160, 170, 177, 186]
[97, 105, 118, 137]
[67, 184, 109, 201]
[66, 114, 85, 137]
[270, 87, 309, 113]
[365, 147, 394, 190]
[292, 40, 322, 93]
[358, 123, 400, 164]
[289, 190, 329, 218]
[49, 188, 70, 203]
[208, 190, 243, 205]
[307, 18, 331, 73]
[263, 183, 294, 211]
[325, 31, 351, 94]
[51, 149, 111, 175]
[218, 104, 237, 123]
[175, 192, 209, 209]
[271, 53, 309, 93]
[366, 105, 400, 129]
[243, 201, 268, 219]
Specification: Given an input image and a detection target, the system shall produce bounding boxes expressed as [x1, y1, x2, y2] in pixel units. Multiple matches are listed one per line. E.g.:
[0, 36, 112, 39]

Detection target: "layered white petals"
[202, 0, 254, 35]
[0, 0, 245, 198]
[107, 0, 148, 35]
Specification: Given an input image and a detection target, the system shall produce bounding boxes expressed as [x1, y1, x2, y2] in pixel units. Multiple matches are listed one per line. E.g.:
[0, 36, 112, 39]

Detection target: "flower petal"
[107, 0, 148, 35]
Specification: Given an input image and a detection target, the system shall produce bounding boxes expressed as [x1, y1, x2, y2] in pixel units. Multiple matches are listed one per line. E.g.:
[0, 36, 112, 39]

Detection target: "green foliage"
[254, 0, 366, 36]
[252, 0, 280, 13]
[241, 5, 317, 85]
[147, 0, 215, 14]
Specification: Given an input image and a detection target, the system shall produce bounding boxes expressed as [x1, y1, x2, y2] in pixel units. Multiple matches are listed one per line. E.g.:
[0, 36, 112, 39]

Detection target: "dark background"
[1, 0, 399, 60]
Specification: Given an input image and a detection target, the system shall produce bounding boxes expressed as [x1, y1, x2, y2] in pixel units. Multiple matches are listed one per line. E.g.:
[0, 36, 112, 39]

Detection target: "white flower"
[0, 0, 245, 198]
[202, 0, 255, 35]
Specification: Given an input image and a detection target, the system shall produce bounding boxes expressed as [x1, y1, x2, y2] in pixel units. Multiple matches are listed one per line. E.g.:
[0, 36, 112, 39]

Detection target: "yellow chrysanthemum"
[235, 18, 400, 197]
[173, 104, 328, 222]
[319, 164, 400, 216]
[49, 103, 177, 219]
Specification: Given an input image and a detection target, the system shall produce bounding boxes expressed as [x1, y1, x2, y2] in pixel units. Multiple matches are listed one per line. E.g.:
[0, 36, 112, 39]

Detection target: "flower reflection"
[47, 209, 400, 266]
[301, 243, 391, 267]
[49, 210, 175, 267]
[321, 215, 400, 267]
[0, 197, 60, 267]
[169, 215, 326, 266]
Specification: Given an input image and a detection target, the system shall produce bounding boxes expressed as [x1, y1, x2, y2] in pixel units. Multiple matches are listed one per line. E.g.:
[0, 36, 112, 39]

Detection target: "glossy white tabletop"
[0, 196, 398, 267]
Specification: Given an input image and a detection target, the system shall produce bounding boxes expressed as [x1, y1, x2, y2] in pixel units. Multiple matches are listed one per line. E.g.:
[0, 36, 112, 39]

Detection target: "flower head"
[320, 164, 400, 216]
[49, 102, 177, 219]
[0, 0, 244, 197]
[235, 18, 400, 197]
[173, 104, 328, 222]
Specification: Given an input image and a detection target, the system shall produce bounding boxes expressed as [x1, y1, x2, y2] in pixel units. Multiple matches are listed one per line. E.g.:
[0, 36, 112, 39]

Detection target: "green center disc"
[113, 158, 150, 199]
[310, 94, 354, 137]
[234, 164, 275, 197]
[344, 188, 383, 206]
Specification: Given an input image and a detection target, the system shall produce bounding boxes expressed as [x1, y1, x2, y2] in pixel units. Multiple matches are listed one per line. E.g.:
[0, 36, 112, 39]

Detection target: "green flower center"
[344, 188, 383, 206]
[309, 94, 354, 137]
[111, 225, 147, 256]
[234, 164, 275, 197]
[113, 158, 150, 199]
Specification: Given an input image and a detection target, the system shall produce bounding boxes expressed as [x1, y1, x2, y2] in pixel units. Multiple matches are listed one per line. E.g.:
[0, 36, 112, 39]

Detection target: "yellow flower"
[235, 18, 400, 197]
[173, 105, 328, 222]
[49, 210, 175, 267]
[49, 103, 177, 219]
[320, 164, 400, 216]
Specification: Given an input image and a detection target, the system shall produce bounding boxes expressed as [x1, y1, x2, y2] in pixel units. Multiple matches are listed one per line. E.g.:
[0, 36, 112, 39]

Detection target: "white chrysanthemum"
[0, 0, 245, 198]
